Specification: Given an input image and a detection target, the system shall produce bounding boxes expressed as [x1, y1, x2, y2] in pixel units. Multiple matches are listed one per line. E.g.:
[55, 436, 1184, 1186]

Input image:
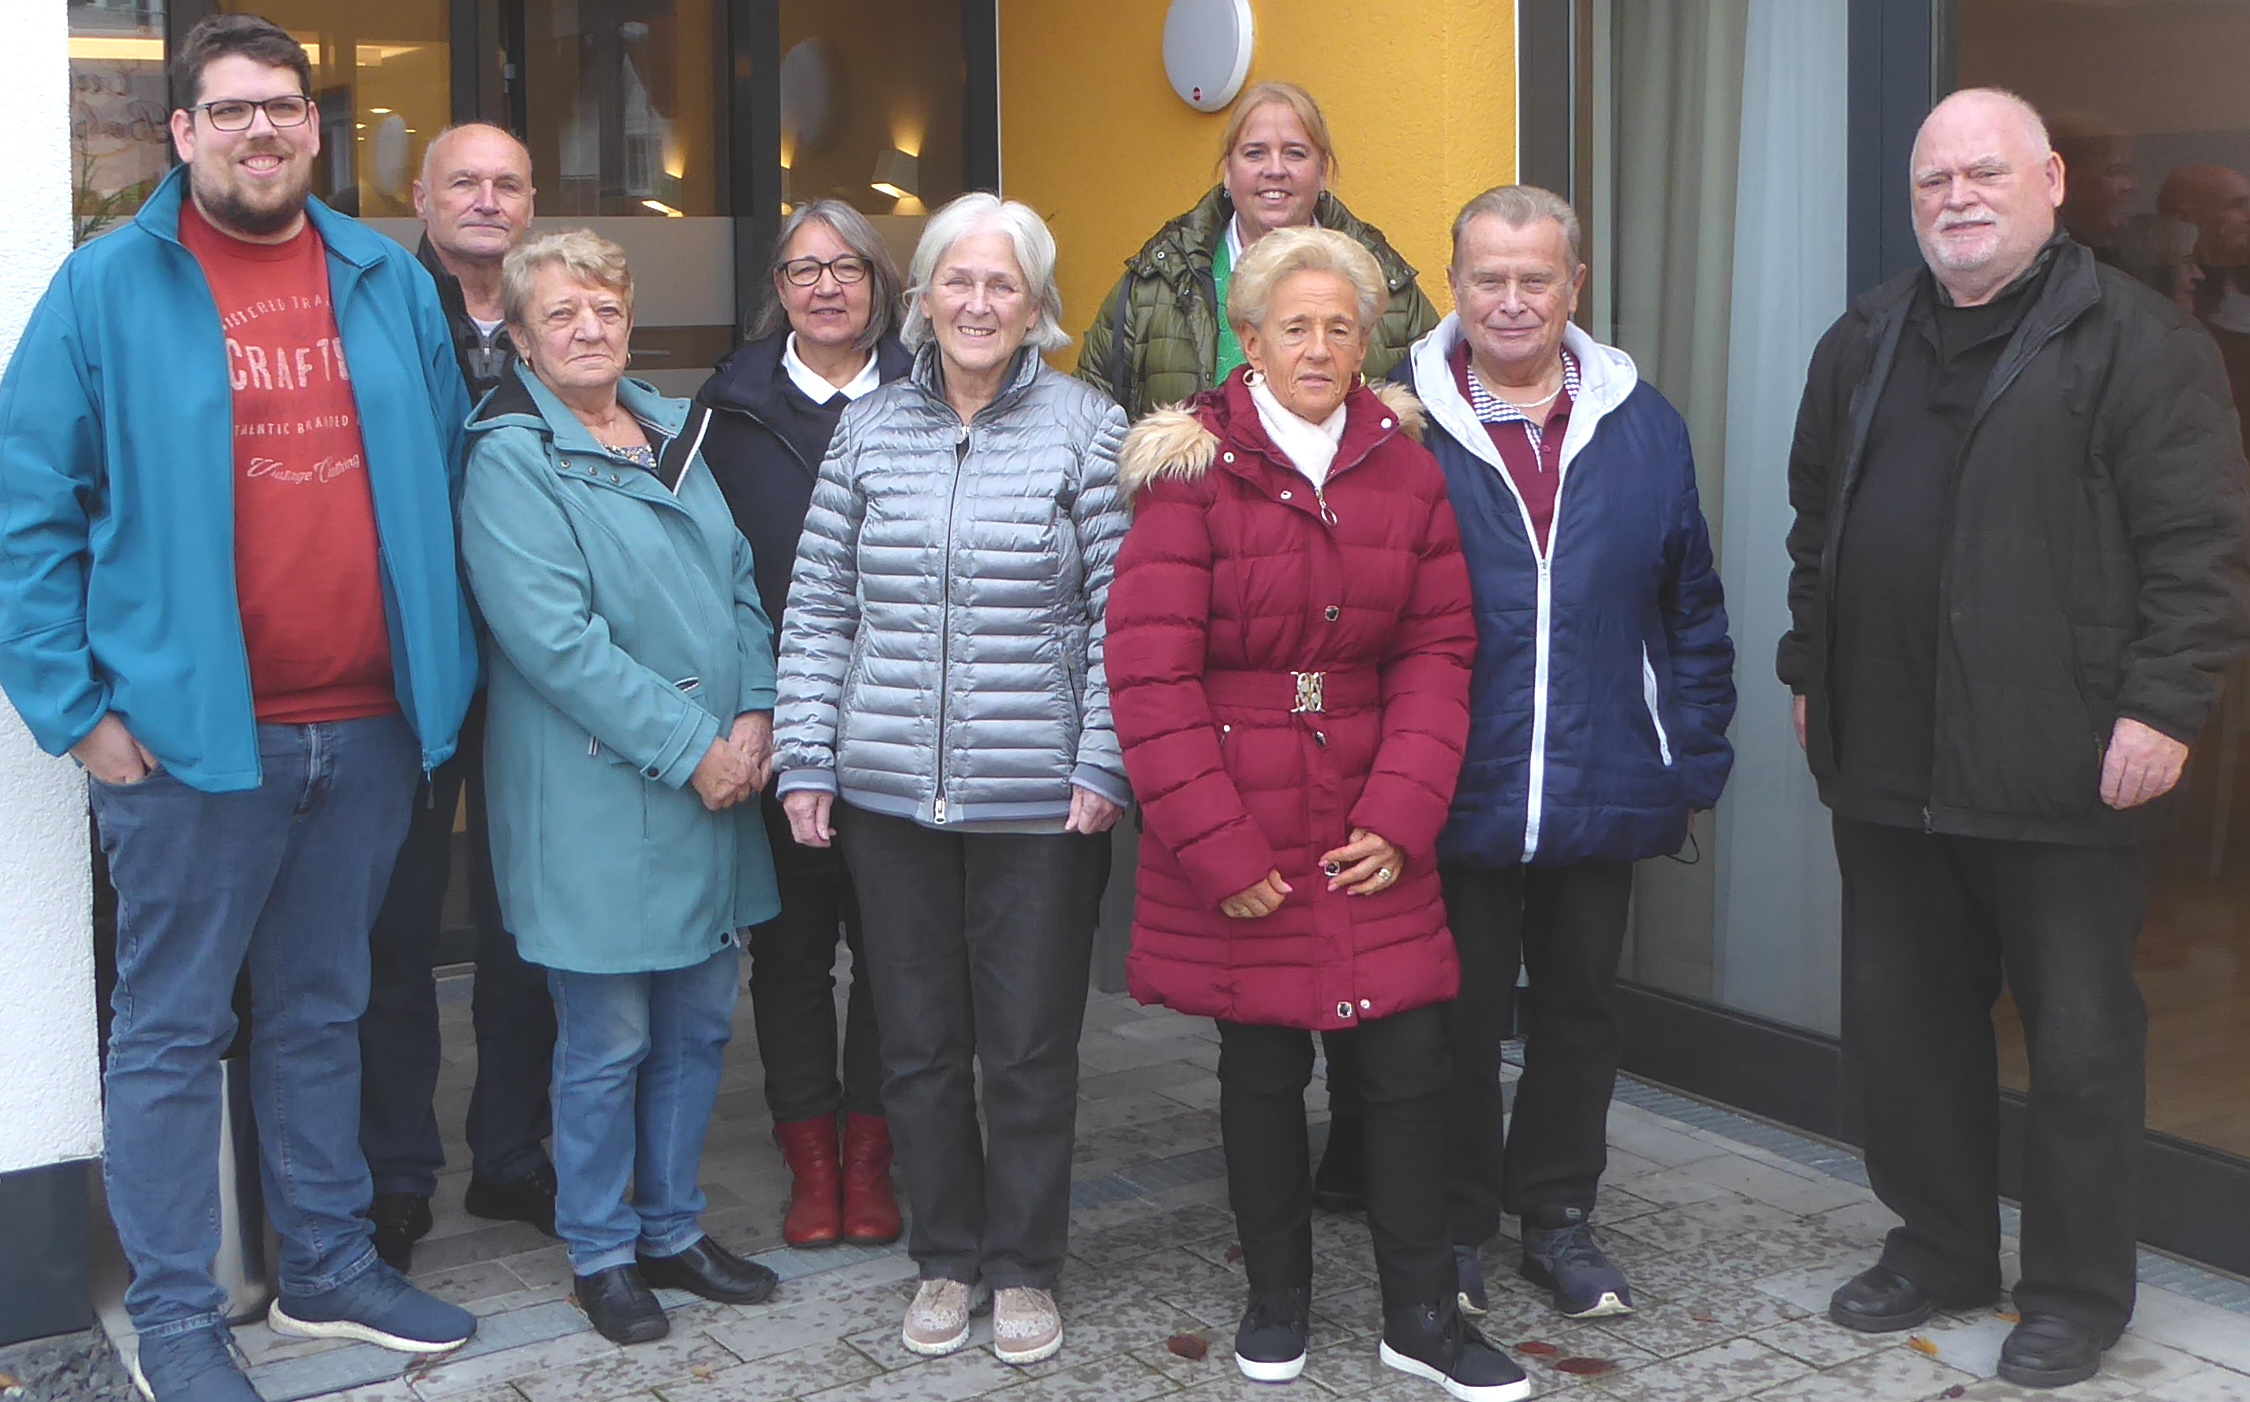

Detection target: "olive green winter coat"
[1076, 186, 1442, 422]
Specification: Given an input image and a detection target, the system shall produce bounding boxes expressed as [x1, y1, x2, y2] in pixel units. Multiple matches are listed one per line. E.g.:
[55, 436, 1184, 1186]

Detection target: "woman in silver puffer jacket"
[772, 192, 1130, 1368]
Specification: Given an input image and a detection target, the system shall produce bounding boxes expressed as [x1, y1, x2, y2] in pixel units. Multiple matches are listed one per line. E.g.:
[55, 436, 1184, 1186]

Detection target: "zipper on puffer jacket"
[1640, 644, 1673, 767]
[934, 429, 970, 823]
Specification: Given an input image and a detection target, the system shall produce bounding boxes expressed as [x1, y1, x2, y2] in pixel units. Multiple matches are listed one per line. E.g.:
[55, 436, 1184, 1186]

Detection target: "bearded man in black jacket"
[1779, 87, 2250, 1390]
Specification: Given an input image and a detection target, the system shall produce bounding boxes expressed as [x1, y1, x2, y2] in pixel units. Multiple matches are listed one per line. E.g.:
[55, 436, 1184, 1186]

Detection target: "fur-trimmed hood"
[1119, 374, 1426, 501]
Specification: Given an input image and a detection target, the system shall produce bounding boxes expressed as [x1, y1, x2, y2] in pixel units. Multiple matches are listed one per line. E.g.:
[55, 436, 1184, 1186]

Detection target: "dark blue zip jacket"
[1398, 317, 1735, 867]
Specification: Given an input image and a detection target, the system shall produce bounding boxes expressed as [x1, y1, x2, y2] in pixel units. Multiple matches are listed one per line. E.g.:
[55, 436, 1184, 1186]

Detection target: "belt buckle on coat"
[1292, 671, 1326, 714]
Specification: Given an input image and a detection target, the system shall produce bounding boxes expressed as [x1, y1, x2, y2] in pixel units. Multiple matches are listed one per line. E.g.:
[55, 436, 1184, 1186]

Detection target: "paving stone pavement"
[90, 969, 2250, 1402]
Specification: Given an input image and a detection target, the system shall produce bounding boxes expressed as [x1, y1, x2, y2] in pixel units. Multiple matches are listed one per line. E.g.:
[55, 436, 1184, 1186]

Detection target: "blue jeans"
[547, 946, 740, 1274]
[93, 716, 420, 1340]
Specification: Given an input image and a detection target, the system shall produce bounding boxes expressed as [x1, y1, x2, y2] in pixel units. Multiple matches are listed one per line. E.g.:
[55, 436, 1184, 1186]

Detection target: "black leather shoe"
[574, 1266, 669, 1345]
[636, 1236, 778, 1306]
[1999, 1313, 2112, 1389]
[1828, 1265, 1941, 1332]
[368, 1193, 432, 1273]
[1313, 1114, 1367, 1212]
[464, 1164, 558, 1237]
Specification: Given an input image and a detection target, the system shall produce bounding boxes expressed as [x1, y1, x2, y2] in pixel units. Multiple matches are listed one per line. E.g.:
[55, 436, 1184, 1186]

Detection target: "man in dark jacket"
[359, 121, 557, 1272]
[1780, 88, 2250, 1390]
[1399, 186, 1734, 1323]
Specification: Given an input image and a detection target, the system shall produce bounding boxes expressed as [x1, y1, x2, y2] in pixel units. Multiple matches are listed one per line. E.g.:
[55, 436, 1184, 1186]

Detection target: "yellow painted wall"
[998, 0, 1517, 370]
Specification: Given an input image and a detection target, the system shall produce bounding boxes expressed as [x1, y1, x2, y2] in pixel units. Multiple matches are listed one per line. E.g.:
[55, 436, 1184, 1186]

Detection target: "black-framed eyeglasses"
[780, 255, 871, 287]
[192, 95, 314, 131]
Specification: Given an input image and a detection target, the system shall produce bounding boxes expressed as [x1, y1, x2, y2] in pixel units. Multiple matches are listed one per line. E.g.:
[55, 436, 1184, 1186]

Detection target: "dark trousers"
[836, 804, 1102, 1290]
[1218, 1008, 1453, 1310]
[1834, 816, 2146, 1339]
[360, 700, 556, 1195]
[748, 791, 882, 1122]
[1438, 860, 1632, 1245]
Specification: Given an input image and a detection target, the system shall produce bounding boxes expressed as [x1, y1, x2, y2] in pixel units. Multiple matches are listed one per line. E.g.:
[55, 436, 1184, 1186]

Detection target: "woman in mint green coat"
[460, 230, 782, 1347]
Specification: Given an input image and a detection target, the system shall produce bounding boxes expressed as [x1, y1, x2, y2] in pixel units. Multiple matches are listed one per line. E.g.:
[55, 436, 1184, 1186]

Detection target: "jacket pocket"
[1641, 644, 1675, 768]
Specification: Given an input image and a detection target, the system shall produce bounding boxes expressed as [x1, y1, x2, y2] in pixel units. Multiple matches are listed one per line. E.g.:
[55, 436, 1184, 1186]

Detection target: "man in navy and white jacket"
[1395, 185, 1735, 1323]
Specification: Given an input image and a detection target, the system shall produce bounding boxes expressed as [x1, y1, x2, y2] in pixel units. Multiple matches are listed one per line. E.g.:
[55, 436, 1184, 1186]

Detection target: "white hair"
[899, 193, 1072, 353]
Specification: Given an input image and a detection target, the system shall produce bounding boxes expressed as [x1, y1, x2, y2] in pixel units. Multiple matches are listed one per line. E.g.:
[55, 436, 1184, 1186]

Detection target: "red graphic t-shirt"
[180, 199, 396, 723]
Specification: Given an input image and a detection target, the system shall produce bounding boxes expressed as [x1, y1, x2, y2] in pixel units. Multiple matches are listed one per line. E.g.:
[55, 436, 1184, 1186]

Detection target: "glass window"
[777, 0, 968, 273]
[1583, 0, 1852, 1033]
[1958, 0, 2250, 1163]
[217, 0, 452, 218]
[69, 0, 169, 243]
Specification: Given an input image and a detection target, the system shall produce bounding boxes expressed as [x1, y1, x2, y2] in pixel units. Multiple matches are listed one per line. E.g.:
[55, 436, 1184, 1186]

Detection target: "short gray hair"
[1227, 226, 1386, 337]
[749, 200, 904, 349]
[900, 193, 1071, 353]
[1450, 185, 1583, 271]
[501, 228, 632, 331]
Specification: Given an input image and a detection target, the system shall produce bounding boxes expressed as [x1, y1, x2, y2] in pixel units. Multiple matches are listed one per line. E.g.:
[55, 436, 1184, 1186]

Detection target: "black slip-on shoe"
[1998, 1313, 2114, 1389]
[636, 1236, 778, 1306]
[574, 1266, 669, 1345]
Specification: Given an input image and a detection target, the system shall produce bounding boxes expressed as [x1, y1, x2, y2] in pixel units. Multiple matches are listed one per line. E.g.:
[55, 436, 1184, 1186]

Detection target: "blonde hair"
[1215, 81, 1338, 183]
[1227, 226, 1386, 336]
[500, 228, 633, 331]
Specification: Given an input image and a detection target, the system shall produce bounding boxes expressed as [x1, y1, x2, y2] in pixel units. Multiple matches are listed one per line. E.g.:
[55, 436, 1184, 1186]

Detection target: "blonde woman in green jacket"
[1076, 81, 1440, 422]
[461, 230, 781, 1348]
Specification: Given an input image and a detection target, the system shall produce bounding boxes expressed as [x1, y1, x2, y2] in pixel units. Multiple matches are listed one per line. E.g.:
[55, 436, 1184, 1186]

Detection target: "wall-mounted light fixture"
[871, 148, 919, 201]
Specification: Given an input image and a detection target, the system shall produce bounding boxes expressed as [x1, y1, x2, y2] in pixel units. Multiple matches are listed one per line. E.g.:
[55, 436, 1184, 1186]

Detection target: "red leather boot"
[773, 1116, 843, 1247]
[840, 1112, 904, 1245]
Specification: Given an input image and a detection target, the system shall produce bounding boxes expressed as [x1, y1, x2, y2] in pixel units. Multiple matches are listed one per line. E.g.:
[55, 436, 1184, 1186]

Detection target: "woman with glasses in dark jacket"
[693, 201, 912, 1252]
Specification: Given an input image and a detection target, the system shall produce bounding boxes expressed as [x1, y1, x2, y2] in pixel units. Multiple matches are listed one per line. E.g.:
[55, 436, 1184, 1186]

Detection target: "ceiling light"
[642, 199, 684, 218]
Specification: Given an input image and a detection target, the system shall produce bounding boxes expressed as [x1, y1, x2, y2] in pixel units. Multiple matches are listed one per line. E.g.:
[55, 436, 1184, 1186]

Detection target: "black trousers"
[748, 791, 882, 1122]
[360, 699, 556, 1195]
[1834, 816, 2146, 1338]
[1438, 860, 1632, 1244]
[1219, 1008, 1453, 1310]
[836, 804, 1103, 1290]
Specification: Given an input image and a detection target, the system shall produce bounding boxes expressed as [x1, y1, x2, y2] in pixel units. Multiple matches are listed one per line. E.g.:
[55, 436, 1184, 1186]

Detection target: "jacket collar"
[1126, 186, 1421, 298]
[699, 330, 912, 418]
[1407, 315, 1639, 474]
[906, 341, 1043, 416]
[135, 164, 397, 275]
[469, 360, 689, 448]
[1209, 368, 1407, 485]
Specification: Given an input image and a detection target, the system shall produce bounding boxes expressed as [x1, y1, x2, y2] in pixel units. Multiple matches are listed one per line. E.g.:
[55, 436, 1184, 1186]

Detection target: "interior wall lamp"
[871, 148, 919, 200]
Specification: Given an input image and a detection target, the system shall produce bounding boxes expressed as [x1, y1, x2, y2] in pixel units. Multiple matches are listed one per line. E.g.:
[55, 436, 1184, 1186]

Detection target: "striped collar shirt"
[1464, 348, 1581, 453]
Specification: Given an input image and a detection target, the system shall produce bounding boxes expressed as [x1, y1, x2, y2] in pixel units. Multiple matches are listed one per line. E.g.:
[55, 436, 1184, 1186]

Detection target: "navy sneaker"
[1454, 1245, 1489, 1316]
[129, 1326, 258, 1402]
[1378, 1301, 1531, 1401]
[1234, 1285, 1310, 1383]
[269, 1260, 476, 1353]
[1519, 1209, 1634, 1319]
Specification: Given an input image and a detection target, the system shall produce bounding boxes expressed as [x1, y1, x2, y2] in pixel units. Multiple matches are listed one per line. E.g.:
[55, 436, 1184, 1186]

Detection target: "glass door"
[1957, 0, 2250, 1168]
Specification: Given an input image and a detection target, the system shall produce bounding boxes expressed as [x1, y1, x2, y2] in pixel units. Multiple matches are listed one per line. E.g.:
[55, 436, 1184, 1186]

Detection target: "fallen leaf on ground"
[1166, 1334, 1210, 1360]
[1942, 1387, 1967, 1399]
[1224, 1243, 1243, 1264]
[1907, 1335, 1939, 1357]
[1689, 1309, 1717, 1323]
[1554, 1357, 1616, 1376]
[1516, 1340, 1561, 1357]
[1994, 1309, 2022, 1323]
[691, 1365, 714, 1380]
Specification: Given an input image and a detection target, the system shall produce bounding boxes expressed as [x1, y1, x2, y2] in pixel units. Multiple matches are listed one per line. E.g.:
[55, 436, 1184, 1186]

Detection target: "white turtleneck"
[1248, 375, 1347, 487]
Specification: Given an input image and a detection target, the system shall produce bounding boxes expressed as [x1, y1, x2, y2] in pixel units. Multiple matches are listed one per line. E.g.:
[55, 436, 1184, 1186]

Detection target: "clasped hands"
[1220, 827, 1403, 919]
[688, 711, 773, 811]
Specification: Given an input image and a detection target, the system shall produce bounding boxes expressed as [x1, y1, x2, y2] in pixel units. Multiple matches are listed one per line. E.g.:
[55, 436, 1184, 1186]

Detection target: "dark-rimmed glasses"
[780, 255, 872, 287]
[192, 96, 314, 131]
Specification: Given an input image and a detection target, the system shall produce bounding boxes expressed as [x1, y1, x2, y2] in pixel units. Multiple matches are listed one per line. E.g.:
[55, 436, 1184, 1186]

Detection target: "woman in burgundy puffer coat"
[1106, 228, 1524, 1402]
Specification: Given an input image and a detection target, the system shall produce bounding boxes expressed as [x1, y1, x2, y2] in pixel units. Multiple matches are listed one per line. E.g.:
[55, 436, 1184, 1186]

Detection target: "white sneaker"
[992, 1285, 1063, 1365]
[902, 1278, 984, 1357]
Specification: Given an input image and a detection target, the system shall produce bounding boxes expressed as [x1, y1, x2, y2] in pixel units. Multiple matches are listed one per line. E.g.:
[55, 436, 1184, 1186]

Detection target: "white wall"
[0, 0, 102, 1177]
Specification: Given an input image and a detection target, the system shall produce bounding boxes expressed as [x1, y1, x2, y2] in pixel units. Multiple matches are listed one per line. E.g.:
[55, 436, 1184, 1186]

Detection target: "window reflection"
[219, 0, 451, 218]
[68, 0, 169, 244]
[1960, 0, 2250, 1164]
[524, 0, 722, 219]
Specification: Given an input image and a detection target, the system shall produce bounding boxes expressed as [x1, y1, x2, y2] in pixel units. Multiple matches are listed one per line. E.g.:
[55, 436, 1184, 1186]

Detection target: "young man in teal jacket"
[0, 16, 479, 1399]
